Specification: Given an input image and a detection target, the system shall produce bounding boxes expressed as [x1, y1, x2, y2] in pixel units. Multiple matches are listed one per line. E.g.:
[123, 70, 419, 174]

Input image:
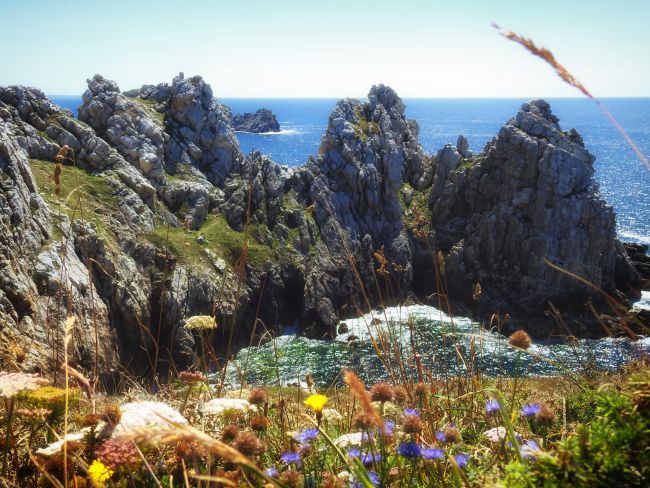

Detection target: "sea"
[51, 95, 650, 386]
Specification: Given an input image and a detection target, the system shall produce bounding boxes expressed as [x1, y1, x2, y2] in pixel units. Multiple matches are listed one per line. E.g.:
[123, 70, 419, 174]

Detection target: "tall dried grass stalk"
[342, 370, 383, 430]
[493, 23, 650, 172]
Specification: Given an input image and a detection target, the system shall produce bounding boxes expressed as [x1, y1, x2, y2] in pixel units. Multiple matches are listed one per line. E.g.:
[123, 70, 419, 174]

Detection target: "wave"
[619, 231, 650, 246]
[633, 291, 650, 311]
[235, 129, 301, 136]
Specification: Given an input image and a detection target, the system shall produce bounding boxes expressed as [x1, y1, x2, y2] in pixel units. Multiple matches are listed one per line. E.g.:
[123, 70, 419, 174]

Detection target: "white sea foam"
[335, 304, 474, 342]
[633, 291, 650, 311]
[620, 231, 650, 246]
[235, 129, 300, 135]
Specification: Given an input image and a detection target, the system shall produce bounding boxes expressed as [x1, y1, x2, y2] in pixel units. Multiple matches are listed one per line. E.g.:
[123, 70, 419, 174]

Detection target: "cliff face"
[427, 100, 639, 316]
[0, 76, 642, 377]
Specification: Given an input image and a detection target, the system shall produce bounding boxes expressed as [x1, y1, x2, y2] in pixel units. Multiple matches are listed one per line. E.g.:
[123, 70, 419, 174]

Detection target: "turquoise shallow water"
[224, 294, 650, 388]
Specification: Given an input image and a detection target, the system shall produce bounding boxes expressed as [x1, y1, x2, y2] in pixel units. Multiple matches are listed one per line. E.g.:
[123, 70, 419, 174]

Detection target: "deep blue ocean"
[51, 96, 650, 245]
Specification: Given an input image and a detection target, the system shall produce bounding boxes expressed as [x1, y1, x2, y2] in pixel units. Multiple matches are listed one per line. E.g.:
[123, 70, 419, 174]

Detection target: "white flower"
[202, 398, 254, 417]
[483, 426, 519, 443]
[184, 315, 216, 330]
[36, 432, 86, 456]
[0, 372, 49, 398]
[333, 432, 364, 448]
[322, 408, 343, 421]
[116, 401, 187, 433]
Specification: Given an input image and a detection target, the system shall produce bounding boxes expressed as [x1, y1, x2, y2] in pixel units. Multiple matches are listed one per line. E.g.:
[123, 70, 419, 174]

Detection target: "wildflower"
[521, 403, 542, 417]
[350, 471, 379, 488]
[485, 399, 500, 416]
[397, 442, 421, 458]
[16, 407, 51, 422]
[352, 412, 374, 430]
[233, 431, 265, 457]
[403, 415, 424, 434]
[279, 469, 303, 488]
[508, 330, 532, 350]
[304, 394, 328, 414]
[322, 408, 343, 421]
[320, 472, 345, 488]
[116, 401, 187, 433]
[520, 440, 543, 460]
[347, 449, 381, 466]
[333, 432, 364, 448]
[203, 398, 254, 417]
[382, 420, 396, 437]
[435, 431, 447, 444]
[403, 408, 420, 417]
[443, 425, 462, 444]
[250, 415, 270, 432]
[414, 382, 429, 399]
[483, 426, 517, 443]
[220, 424, 239, 442]
[87, 459, 113, 483]
[102, 404, 122, 426]
[178, 370, 206, 385]
[535, 404, 556, 426]
[183, 315, 217, 330]
[265, 466, 279, 478]
[293, 428, 319, 445]
[0, 371, 49, 398]
[421, 447, 444, 460]
[454, 453, 470, 469]
[394, 386, 408, 404]
[248, 387, 268, 406]
[281, 451, 302, 466]
[370, 382, 394, 403]
[96, 438, 141, 469]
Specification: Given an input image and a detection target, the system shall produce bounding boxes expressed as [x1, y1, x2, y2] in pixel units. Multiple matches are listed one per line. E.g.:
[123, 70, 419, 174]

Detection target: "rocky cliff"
[232, 109, 280, 133]
[0, 76, 643, 379]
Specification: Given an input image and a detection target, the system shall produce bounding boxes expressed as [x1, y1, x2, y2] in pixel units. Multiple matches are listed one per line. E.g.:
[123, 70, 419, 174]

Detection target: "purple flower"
[347, 449, 381, 466]
[382, 420, 396, 436]
[280, 452, 301, 465]
[521, 404, 542, 417]
[397, 442, 421, 459]
[265, 466, 279, 477]
[435, 431, 447, 443]
[404, 408, 420, 417]
[293, 428, 319, 445]
[520, 440, 543, 461]
[421, 447, 444, 460]
[454, 453, 470, 469]
[350, 471, 379, 488]
[485, 399, 500, 416]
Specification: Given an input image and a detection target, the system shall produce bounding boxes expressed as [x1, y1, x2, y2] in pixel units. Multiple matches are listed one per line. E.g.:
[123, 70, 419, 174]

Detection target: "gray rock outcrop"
[427, 99, 639, 317]
[233, 109, 280, 133]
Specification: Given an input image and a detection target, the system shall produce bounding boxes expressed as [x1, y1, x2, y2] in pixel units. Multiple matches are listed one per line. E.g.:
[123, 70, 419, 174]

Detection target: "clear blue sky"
[1, 0, 648, 97]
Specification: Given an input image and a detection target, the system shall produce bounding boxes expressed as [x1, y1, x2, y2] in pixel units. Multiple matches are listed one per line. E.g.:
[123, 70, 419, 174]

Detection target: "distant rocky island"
[232, 108, 280, 133]
[0, 73, 648, 378]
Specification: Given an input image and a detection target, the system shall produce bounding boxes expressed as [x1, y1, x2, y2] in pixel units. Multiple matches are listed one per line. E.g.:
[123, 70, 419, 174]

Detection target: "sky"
[0, 0, 649, 98]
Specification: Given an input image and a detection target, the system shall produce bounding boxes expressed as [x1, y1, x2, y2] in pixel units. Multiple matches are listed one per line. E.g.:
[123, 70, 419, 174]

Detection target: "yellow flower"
[304, 394, 328, 413]
[88, 459, 113, 483]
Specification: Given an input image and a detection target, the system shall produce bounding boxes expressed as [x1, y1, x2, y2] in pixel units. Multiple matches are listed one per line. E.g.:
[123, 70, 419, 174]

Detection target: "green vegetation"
[130, 97, 165, 128]
[29, 159, 118, 246]
[354, 107, 380, 143]
[147, 214, 272, 268]
[400, 182, 432, 230]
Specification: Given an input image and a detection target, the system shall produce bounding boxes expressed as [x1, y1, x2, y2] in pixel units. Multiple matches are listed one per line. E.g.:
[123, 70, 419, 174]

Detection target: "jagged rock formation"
[0, 76, 644, 378]
[427, 100, 639, 319]
[232, 109, 280, 133]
